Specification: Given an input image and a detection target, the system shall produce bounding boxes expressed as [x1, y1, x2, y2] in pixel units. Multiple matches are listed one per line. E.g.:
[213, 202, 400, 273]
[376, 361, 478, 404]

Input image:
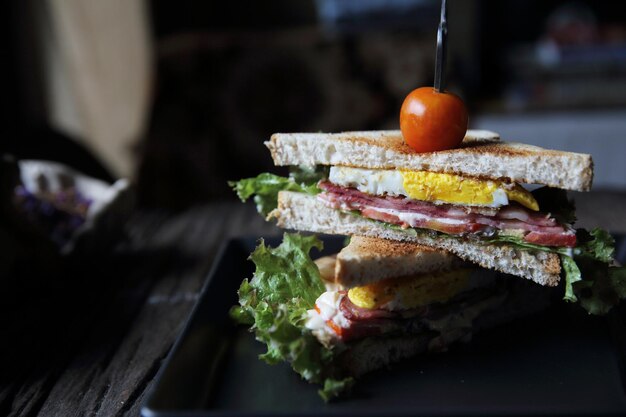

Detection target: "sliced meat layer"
[310, 284, 507, 343]
[318, 181, 576, 247]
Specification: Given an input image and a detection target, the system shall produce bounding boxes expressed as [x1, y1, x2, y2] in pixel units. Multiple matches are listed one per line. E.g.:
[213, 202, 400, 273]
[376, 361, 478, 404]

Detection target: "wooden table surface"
[1, 191, 626, 416]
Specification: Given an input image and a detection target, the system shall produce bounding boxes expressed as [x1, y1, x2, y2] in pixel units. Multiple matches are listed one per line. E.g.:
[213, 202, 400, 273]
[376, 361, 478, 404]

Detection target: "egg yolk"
[347, 269, 471, 310]
[400, 170, 539, 211]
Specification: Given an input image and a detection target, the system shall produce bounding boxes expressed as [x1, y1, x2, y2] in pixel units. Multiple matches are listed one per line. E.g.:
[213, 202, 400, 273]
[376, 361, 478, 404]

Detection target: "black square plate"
[142, 235, 626, 417]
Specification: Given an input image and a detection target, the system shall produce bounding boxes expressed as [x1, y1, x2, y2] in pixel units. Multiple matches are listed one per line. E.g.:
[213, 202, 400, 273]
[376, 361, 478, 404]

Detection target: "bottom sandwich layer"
[336, 277, 550, 379]
[231, 233, 553, 401]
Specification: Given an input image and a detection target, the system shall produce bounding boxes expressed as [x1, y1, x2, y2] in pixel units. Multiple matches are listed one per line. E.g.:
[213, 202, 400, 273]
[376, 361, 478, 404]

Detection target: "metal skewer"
[434, 0, 448, 93]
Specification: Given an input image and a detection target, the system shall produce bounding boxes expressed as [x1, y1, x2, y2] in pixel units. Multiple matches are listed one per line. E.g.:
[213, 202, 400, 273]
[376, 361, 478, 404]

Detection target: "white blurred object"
[17, 159, 135, 255]
[40, 0, 153, 178]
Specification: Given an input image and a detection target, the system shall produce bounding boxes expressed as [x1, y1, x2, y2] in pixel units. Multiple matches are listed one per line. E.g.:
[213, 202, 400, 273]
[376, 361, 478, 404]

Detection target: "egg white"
[329, 166, 406, 197]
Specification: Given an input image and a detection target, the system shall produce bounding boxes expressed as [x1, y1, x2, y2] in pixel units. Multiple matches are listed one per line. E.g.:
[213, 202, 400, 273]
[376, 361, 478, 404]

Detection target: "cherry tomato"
[400, 87, 468, 153]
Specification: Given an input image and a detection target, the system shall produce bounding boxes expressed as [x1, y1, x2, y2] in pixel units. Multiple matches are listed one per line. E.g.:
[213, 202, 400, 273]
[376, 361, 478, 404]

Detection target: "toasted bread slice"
[265, 130, 593, 191]
[335, 236, 464, 287]
[269, 191, 561, 286]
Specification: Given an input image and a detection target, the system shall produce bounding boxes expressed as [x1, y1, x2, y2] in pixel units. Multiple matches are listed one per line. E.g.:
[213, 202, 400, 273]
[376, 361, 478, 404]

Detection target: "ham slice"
[339, 292, 398, 321]
[318, 181, 576, 248]
[314, 286, 504, 342]
[318, 293, 409, 342]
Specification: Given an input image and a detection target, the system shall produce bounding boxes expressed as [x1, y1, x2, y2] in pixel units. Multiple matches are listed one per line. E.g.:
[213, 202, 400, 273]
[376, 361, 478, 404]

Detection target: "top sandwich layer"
[265, 130, 594, 191]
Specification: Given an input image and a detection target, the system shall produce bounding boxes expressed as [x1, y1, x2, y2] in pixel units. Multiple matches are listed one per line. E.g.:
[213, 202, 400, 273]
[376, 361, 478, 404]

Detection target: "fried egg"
[328, 166, 539, 211]
[347, 269, 471, 310]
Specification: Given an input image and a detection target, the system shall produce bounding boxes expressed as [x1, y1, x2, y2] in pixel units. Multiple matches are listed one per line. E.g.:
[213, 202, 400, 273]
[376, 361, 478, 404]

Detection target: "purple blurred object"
[10, 159, 134, 256]
[13, 185, 90, 248]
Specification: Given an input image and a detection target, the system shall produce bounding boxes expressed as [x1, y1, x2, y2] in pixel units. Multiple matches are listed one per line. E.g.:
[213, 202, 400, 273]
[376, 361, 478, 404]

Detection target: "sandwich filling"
[318, 167, 576, 248]
[306, 268, 505, 347]
[231, 166, 626, 317]
[329, 166, 539, 210]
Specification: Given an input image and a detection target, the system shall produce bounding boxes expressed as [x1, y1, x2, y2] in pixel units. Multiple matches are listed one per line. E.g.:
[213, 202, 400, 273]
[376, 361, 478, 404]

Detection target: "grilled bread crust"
[335, 236, 465, 288]
[265, 130, 593, 191]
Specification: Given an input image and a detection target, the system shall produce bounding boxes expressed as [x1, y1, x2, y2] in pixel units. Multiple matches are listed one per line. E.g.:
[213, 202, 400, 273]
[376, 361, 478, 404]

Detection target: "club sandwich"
[231, 130, 623, 315]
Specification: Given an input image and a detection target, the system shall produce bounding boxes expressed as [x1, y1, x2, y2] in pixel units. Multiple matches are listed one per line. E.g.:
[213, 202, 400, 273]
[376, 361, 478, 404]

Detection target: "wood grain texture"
[0, 192, 623, 416]
[0, 202, 278, 417]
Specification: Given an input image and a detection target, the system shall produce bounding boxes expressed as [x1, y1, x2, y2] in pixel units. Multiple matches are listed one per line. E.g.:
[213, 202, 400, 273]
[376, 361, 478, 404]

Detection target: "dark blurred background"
[3, 0, 626, 211]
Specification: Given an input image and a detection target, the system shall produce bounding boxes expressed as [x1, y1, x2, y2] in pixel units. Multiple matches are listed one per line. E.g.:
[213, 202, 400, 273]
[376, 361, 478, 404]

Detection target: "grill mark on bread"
[277, 132, 499, 156]
[346, 236, 441, 257]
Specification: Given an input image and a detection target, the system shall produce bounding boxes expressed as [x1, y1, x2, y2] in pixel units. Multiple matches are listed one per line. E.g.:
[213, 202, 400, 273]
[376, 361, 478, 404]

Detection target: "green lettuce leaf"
[575, 228, 615, 263]
[230, 233, 351, 401]
[247, 233, 325, 305]
[569, 258, 626, 315]
[560, 255, 582, 302]
[611, 267, 626, 299]
[319, 377, 355, 402]
[229, 167, 328, 216]
[561, 228, 626, 314]
[229, 173, 321, 217]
